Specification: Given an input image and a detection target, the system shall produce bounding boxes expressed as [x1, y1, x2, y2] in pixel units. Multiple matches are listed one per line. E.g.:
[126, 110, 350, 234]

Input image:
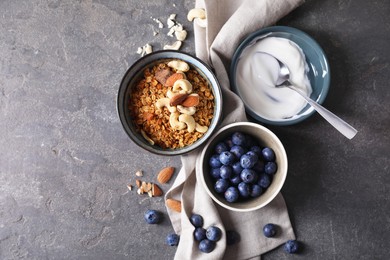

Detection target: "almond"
[157, 166, 175, 184]
[181, 94, 200, 107]
[166, 198, 181, 212]
[152, 183, 163, 197]
[165, 73, 185, 87]
[169, 93, 189, 106]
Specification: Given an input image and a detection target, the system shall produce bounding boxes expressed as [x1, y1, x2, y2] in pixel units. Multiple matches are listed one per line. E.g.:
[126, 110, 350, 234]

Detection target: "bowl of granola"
[117, 50, 223, 156]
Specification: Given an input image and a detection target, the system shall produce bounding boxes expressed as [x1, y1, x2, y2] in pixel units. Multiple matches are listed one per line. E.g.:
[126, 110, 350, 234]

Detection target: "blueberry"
[264, 162, 277, 175]
[244, 134, 257, 148]
[263, 223, 277, 238]
[250, 184, 263, 197]
[224, 138, 234, 148]
[166, 233, 180, 246]
[220, 165, 233, 179]
[246, 151, 259, 162]
[226, 230, 240, 245]
[193, 227, 207, 241]
[258, 173, 271, 188]
[224, 186, 239, 202]
[209, 154, 222, 168]
[206, 226, 222, 241]
[262, 147, 275, 161]
[240, 169, 256, 183]
[190, 214, 204, 227]
[144, 209, 161, 224]
[214, 179, 229, 193]
[240, 154, 256, 169]
[232, 161, 243, 175]
[252, 161, 265, 173]
[210, 168, 221, 179]
[238, 182, 251, 198]
[250, 146, 262, 156]
[231, 132, 246, 146]
[284, 240, 300, 254]
[199, 239, 216, 253]
[230, 174, 241, 185]
[215, 142, 228, 154]
[230, 145, 246, 159]
[219, 151, 235, 165]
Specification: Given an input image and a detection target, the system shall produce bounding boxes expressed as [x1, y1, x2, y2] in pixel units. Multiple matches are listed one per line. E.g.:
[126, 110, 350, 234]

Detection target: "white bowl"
[199, 122, 288, 212]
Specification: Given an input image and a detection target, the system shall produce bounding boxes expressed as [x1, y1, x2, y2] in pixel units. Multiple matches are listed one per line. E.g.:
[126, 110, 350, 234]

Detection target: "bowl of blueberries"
[199, 122, 288, 212]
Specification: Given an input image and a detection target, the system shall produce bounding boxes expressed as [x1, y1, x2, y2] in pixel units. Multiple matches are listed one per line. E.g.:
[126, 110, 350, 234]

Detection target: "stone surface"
[0, 0, 389, 259]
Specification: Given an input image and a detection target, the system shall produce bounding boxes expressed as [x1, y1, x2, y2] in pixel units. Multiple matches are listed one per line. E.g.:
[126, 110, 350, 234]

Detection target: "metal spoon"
[263, 53, 358, 139]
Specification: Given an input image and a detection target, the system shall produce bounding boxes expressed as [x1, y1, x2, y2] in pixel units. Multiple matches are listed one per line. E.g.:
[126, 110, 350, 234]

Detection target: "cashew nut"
[167, 89, 186, 98]
[163, 40, 182, 50]
[140, 129, 155, 145]
[195, 123, 208, 133]
[169, 112, 186, 130]
[187, 8, 206, 21]
[179, 114, 196, 133]
[175, 30, 187, 41]
[155, 98, 177, 113]
[172, 79, 192, 93]
[168, 60, 190, 72]
[177, 105, 196, 115]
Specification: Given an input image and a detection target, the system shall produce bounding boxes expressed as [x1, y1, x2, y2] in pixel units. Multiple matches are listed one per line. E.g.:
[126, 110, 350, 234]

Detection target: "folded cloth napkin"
[165, 0, 304, 259]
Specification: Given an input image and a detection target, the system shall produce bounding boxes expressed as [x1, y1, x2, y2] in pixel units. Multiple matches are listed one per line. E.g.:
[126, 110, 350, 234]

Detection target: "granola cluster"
[129, 60, 215, 149]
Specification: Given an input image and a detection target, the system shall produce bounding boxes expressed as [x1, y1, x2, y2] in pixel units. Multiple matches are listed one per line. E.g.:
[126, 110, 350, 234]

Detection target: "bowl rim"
[199, 122, 288, 212]
[230, 25, 331, 126]
[117, 50, 223, 156]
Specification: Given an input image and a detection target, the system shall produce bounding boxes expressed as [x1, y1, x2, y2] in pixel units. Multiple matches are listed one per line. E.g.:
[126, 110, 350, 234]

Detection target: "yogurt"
[236, 37, 312, 120]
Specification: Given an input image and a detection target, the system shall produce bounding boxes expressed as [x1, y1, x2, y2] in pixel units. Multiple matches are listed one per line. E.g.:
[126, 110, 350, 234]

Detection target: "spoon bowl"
[263, 52, 358, 139]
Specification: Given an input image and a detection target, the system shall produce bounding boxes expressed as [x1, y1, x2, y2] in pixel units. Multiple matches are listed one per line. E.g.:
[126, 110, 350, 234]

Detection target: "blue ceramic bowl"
[117, 50, 223, 156]
[230, 26, 330, 125]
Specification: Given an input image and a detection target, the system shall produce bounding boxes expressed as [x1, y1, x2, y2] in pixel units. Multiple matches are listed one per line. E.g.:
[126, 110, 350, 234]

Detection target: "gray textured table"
[1, 1, 389, 259]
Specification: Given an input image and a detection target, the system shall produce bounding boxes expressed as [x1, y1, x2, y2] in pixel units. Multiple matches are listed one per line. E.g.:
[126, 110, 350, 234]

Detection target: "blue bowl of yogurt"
[230, 26, 330, 125]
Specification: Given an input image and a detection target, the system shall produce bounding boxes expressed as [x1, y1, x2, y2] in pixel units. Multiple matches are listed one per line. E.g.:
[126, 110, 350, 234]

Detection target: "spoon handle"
[287, 85, 358, 139]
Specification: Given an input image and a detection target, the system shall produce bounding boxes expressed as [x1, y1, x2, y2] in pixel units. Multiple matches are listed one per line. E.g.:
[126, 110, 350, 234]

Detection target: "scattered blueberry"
[206, 226, 222, 241]
[219, 151, 235, 165]
[215, 142, 228, 154]
[166, 233, 180, 246]
[250, 184, 263, 197]
[214, 179, 229, 193]
[224, 186, 239, 202]
[258, 173, 271, 188]
[210, 168, 221, 179]
[226, 230, 240, 245]
[193, 227, 207, 241]
[144, 209, 161, 224]
[230, 145, 246, 159]
[209, 154, 222, 168]
[262, 147, 275, 161]
[240, 169, 256, 183]
[199, 239, 216, 253]
[264, 162, 277, 175]
[190, 214, 204, 227]
[231, 132, 246, 146]
[220, 165, 233, 179]
[238, 182, 251, 198]
[284, 240, 300, 254]
[240, 154, 256, 169]
[263, 223, 277, 238]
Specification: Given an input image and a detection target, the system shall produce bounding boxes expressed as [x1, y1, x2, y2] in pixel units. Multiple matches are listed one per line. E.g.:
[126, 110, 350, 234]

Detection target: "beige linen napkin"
[165, 0, 304, 259]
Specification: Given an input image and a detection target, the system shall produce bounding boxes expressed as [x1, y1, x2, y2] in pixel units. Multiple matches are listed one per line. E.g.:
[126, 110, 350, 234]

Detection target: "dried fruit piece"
[182, 94, 200, 107]
[152, 183, 163, 197]
[135, 170, 143, 177]
[170, 93, 189, 106]
[165, 72, 186, 87]
[155, 68, 173, 85]
[135, 179, 142, 188]
[157, 167, 175, 184]
[143, 112, 154, 121]
[127, 184, 133, 191]
[166, 198, 182, 212]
